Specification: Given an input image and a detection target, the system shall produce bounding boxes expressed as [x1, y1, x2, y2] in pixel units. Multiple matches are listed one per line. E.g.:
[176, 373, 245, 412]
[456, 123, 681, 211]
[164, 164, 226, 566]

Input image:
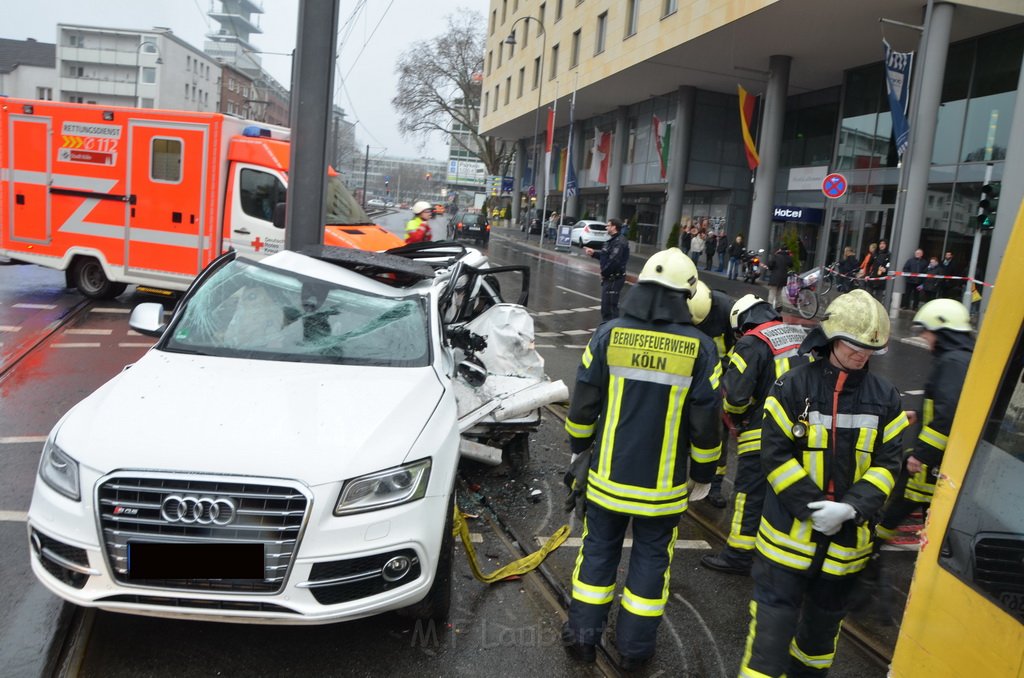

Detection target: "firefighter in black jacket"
[701, 294, 811, 574]
[877, 298, 974, 541]
[585, 218, 630, 322]
[688, 280, 736, 508]
[561, 248, 721, 671]
[739, 289, 907, 677]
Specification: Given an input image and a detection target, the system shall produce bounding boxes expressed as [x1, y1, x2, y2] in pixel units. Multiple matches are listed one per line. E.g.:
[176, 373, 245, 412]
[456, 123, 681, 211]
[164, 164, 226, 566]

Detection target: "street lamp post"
[505, 16, 546, 241]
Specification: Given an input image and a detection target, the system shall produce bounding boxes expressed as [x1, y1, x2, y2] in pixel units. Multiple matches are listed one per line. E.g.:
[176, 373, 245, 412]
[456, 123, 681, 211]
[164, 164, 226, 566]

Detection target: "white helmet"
[688, 280, 713, 324]
[912, 298, 972, 333]
[412, 201, 432, 216]
[637, 248, 698, 295]
[821, 289, 889, 351]
[729, 293, 771, 333]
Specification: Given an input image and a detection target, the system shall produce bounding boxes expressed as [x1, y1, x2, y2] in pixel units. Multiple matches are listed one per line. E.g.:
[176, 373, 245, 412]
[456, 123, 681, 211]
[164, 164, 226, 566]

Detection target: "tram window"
[939, 321, 1024, 624]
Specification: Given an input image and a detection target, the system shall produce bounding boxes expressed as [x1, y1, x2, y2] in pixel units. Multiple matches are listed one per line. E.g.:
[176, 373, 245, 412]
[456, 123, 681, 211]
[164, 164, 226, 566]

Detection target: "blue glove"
[807, 501, 856, 536]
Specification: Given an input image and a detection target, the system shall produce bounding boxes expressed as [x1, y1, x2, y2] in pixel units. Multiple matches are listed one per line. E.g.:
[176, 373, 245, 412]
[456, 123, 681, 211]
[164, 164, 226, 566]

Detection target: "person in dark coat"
[716, 229, 729, 272]
[938, 251, 960, 299]
[921, 256, 941, 302]
[584, 218, 629, 322]
[837, 246, 860, 292]
[766, 247, 793, 310]
[727, 235, 745, 280]
[871, 239, 892, 301]
[901, 248, 929, 310]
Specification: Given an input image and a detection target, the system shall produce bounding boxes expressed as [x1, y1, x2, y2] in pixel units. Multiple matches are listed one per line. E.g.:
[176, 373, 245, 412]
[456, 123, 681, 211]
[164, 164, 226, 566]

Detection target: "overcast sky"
[5, 0, 475, 160]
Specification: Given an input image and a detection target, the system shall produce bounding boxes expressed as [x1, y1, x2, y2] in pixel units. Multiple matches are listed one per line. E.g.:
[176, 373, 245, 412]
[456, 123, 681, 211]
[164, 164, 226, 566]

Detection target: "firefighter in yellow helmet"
[876, 298, 974, 543]
[562, 248, 721, 671]
[688, 280, 736, 508]
[738, 289, 907, 677]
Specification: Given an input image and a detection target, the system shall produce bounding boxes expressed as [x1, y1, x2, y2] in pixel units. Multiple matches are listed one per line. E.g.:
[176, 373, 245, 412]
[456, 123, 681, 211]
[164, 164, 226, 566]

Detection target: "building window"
[142, 67, 156, 84]
[662, 0, 677, 16]
[187, 55, 191, 70]
[36, 87, 53, 100]
[626, 0, 639, 37]
[505, 76, 511, 105]
[596, 12, 607, 54]
[490, 9, 496, 35]
[494, 85, 499, 111]
[571, 30, 581, 68]
[550, 44, 559, 80]
[483, 92, 489, 116]
[498, 44, 503, 68]
[68, 34, 82, 47]
[518, 67, 525, 98]
[502, 0, 507, 23]
[487, 51, 493, 76]
[538, 3, 546, 33]
[508, 30, 516, 57]
[556, 0, 563, 21]
[513, 0, 519, 11]
[533, 56, 541, 90]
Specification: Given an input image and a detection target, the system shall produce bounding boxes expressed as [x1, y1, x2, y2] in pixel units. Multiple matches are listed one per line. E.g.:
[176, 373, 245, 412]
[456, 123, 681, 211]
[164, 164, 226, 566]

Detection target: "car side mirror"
[272, 202, 286, 229]
[128, 303, 166, 337]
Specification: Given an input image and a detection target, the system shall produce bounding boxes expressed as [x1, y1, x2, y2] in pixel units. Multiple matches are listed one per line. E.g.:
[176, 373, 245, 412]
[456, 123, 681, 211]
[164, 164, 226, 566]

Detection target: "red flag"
[738, 84, 760, 171]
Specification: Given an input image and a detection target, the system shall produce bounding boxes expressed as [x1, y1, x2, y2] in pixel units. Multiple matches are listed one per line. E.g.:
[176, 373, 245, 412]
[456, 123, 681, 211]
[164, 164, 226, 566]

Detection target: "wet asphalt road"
[0, 217, 930, 676]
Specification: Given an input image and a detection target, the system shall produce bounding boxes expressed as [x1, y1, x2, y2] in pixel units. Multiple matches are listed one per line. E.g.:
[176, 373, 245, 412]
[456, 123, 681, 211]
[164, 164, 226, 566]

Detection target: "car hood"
[56, 350, 446, 485]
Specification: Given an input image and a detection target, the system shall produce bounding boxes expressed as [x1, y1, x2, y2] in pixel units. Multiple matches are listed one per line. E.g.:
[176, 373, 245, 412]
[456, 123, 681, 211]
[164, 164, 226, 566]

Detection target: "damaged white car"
[27, 242, 566, 624]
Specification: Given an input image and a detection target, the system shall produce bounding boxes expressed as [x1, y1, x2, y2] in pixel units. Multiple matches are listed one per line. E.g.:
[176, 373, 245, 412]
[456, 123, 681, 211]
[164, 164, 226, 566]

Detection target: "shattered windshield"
[325, 174, 372, 225]
[164, 258, 430, 366]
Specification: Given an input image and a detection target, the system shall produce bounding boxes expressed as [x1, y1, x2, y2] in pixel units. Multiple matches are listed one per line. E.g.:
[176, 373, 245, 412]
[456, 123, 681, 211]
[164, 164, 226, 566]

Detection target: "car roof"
[574, 220, 606, 227]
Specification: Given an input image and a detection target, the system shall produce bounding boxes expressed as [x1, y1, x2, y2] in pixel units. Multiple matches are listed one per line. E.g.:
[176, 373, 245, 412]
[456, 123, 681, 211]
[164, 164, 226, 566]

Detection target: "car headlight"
[39, 437, 81, 502]
[334, 459, 431, 516]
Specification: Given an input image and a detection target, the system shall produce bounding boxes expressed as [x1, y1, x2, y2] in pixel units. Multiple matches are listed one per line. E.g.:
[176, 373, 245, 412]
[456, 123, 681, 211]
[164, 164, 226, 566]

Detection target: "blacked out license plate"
[128, 542, 264, 580]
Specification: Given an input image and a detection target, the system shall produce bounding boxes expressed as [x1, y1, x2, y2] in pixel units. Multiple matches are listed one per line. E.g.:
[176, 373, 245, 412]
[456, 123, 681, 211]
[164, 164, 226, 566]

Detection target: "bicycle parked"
[785, 269, 820, 319]
[819, 261, 864, 298]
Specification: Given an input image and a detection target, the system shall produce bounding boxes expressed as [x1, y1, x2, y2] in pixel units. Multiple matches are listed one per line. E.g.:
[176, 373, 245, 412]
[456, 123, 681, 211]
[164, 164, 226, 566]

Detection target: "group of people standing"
[681, 223, 731, 273]
[833, 241, 961, 309]
[561, 242, 975, 676]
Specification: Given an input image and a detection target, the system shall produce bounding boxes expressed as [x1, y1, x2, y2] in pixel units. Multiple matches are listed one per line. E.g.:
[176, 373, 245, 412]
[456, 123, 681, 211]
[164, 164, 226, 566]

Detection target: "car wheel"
[504, 432, 530, 474]
[72, 257, 126, 300]
[397, 493, 453, 622]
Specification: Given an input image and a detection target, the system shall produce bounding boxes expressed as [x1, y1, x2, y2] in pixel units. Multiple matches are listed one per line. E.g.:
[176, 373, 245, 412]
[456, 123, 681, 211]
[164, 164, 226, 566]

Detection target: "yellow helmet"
[820, 289, 889, 350]
[688, 280, 712, 324]
[912, 298, 972, 332]
[637, 247, 698, 295]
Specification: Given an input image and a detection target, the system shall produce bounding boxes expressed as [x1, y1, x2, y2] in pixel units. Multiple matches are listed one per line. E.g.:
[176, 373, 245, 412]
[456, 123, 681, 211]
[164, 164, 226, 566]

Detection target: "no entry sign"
[822, 173, 848, 199]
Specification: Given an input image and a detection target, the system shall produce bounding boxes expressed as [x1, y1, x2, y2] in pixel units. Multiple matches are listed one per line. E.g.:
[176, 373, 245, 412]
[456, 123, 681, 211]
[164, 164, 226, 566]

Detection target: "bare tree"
[391, 9, 509, 175]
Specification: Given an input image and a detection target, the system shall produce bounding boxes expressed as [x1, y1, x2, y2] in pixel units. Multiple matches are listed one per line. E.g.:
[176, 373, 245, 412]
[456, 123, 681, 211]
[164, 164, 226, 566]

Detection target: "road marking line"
[536, 536, 712, 550]
[66, 329, 113, 335]
[565, 344, 588, 349]
[118, 342, 154, 348]
[535, 332, 561, 337]
[899, 336, 929, 349]
[881, 543, 921, 552]
[534, 311, 553, 316]
[51, 342, 102, 348]
[90, 307, 130, 314]
[13, 303, 57, 310]
[0, 436, 46, 444]
[0, 325, 23, 332]
[563, 329, 591, 336]
[551, 309, 574, 315]
[536, 344, 557, 348]
[0, 511, 28, 523]
[572, 307, 594, 312]
[901, 389, 924, 396]
[556, 286, 601, 302]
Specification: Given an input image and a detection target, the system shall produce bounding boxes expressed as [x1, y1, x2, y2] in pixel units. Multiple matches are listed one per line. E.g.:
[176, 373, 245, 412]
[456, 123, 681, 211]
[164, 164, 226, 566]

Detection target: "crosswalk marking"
[66, 328, 113, 335]
[562, 329, 591, 336]
[0, 511, 28, 523]
[90, 307, 131, 314]
[51, 342, 102, 348]
[118, 342, 154, 348]
[0, 436, 47, 444]
[12, 303, 57, 310]
[0, 325, 22, 332]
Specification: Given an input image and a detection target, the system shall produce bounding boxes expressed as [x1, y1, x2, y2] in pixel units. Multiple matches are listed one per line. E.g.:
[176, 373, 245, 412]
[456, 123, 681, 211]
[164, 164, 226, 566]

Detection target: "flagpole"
[540, 80, 559, 247]
[557, 73, 578, 247]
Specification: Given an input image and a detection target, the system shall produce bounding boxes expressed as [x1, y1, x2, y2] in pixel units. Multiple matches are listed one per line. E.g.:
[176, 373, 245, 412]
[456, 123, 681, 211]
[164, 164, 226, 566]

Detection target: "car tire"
[72, 257, 126, 300]
[397, 493, 454, 622]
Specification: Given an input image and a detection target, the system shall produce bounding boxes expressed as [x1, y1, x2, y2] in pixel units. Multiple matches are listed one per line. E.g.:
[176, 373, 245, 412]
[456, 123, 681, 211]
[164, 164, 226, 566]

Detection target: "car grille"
[974, 536, 1024, 597]
[31, 529, 91, 590]
[306, 549, 422, 605]
[98, 474, 309, 594]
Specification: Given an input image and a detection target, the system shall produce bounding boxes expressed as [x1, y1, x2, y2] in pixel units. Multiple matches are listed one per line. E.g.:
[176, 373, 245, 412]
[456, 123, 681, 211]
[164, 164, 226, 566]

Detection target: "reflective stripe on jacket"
[564, 316, 722, 517]
[756, 359, 907, 577]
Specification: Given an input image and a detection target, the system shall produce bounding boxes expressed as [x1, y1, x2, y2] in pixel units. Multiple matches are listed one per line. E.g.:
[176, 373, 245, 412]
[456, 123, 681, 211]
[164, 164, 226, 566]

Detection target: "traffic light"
[976, 184, 996, 230]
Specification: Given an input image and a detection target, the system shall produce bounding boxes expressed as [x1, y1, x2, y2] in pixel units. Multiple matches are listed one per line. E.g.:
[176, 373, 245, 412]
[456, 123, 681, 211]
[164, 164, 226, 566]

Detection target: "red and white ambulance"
[0, 98, 402, 298]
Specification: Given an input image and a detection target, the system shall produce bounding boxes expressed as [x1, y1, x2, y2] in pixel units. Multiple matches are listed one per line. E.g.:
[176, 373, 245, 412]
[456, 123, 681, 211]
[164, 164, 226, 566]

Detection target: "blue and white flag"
[565, 160, 578, 197]
[883, 40, 914, 157]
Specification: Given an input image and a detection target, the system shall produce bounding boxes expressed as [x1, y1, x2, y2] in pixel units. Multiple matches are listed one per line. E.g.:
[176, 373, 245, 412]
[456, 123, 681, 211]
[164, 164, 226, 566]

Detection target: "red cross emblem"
[251, 236, 264, 252]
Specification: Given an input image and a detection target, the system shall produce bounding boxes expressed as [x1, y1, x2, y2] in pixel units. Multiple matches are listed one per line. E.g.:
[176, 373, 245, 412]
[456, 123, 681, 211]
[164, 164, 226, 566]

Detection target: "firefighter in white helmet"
[562, 248, 721, 671]
[404, 201, 433, 243]
[876, 298, 974, 543]
[738, 289, 907, 677]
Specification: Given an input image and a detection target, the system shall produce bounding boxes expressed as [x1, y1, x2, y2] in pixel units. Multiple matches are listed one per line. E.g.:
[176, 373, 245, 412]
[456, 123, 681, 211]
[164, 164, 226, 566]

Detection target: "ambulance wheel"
[398, 493, 453, 622]
[72, 258, 125, 300]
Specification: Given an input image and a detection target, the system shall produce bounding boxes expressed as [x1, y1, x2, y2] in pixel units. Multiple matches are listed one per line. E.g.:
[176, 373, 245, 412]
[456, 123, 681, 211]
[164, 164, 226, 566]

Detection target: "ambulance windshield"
[325, 174, 373, 225]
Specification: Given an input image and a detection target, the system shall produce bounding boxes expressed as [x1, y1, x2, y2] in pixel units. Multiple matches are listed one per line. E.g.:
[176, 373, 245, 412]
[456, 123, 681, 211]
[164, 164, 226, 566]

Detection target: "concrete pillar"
[979, 47, 1024, 319]
[566, 123, 583, 218]
[512, 138, 526, 226]
[661, 86, 696, 248]
[748, 55, 791, 252]
[893, 2, 954, 312]
[607, 106, 629, 220]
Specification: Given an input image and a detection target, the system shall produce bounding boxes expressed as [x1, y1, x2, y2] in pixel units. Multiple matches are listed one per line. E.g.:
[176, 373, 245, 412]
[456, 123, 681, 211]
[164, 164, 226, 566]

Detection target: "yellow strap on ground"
[453, 507, 570, 584]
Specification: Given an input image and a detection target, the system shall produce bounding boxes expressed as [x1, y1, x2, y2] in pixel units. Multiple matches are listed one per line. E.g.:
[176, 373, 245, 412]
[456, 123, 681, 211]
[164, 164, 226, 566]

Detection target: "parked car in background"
[452, 211, 490, 245]
[570, 220, 610, 248]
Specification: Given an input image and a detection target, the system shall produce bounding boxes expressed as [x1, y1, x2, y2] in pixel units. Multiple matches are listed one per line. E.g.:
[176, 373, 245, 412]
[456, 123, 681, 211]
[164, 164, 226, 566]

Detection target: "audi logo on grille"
[160, 495, 237, 525]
